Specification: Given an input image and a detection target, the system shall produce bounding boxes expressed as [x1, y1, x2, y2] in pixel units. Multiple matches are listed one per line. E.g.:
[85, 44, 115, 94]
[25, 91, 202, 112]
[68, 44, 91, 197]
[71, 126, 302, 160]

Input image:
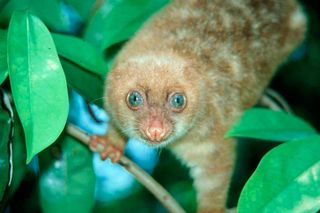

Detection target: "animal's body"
[91, 0, 306, 212]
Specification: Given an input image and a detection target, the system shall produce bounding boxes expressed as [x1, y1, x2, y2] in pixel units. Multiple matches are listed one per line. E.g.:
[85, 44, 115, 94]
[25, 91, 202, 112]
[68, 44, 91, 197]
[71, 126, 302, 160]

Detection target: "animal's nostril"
[146, 127, 164, 141]
[146, 128, 152, 139]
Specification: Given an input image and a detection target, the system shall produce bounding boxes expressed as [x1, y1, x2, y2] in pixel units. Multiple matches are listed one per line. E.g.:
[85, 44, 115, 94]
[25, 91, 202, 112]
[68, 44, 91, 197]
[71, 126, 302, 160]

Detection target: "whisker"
[157, 148, 163, 156]
[88, 97, 107, 105]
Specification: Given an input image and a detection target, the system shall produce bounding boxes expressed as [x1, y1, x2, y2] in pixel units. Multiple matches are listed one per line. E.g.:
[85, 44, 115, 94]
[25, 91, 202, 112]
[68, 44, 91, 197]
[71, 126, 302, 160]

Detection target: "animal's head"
[104, 53, 206, 147]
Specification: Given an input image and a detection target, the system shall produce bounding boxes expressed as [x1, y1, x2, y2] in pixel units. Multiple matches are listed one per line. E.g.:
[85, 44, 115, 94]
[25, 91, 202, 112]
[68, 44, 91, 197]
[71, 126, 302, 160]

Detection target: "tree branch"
[66, 124, 186, 213]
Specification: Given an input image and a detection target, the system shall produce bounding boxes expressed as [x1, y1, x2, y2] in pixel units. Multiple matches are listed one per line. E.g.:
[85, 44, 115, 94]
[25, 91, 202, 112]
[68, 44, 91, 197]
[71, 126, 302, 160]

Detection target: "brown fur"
[102, 0, 306, 212]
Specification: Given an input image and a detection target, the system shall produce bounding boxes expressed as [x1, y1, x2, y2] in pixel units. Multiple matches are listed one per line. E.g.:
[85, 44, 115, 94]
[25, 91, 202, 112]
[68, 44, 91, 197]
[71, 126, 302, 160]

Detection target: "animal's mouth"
[140, 137, 173, 148]
[140, 132, 170, 144]
[138, 128, 172, 146]
[138, 118, 173, 144]
[147, 140, 163, 145]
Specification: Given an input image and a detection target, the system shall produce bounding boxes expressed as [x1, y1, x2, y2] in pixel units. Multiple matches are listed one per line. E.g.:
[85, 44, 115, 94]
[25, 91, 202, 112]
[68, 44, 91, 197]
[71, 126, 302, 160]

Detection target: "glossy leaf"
[0, 0, 8, 10]
[5, 110, 27, 205]
[39, 134, 96, 213]
[60, 58, 104, 107]
[52, 33, 108, 76]
[238, 136, 320, 213]
[2, 113, 27, 206]
[8, 116, 27, 196]
[64, 0, 96, 21]
[0, 91, 27, 204]
[84, 0, 169, 50]
[0, 0, 71, 32]
[226, 108, 317, 141]
[0, 106, 10, 200]
[0, 29, 8, 85]
[7, 11, 69, 163]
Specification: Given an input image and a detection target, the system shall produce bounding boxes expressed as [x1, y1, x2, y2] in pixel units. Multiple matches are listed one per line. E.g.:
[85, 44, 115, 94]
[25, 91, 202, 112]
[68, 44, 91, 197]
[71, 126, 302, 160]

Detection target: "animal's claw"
[89, 135, 123, 163]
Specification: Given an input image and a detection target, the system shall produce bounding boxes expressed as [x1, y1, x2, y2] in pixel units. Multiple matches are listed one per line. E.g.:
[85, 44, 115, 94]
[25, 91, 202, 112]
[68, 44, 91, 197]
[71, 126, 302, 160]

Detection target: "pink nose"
[146, 126, 165, 142]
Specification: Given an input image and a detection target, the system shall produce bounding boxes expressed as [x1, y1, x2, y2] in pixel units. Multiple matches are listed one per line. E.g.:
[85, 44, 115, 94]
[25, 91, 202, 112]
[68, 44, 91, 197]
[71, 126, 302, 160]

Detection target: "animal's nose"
[146, 126, 165, 142]
[145, 117, 166, 142]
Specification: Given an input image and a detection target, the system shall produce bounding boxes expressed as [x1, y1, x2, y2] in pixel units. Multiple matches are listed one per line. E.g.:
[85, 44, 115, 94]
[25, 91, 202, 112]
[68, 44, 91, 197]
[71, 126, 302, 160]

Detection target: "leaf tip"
[26, 154, 34, 164]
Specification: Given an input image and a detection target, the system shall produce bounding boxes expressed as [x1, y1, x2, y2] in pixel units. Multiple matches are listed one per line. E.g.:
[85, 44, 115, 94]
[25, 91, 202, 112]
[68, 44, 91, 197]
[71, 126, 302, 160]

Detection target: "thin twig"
[260, 89, 292, 113]
[66, 124, 186, 213]
[265, 88, 292, 113]
[260, 94, 282, 111]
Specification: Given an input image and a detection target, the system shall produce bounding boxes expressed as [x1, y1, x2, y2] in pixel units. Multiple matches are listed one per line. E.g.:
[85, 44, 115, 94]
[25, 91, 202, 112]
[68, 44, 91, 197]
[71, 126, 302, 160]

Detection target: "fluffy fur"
[101, 0, 306, 212]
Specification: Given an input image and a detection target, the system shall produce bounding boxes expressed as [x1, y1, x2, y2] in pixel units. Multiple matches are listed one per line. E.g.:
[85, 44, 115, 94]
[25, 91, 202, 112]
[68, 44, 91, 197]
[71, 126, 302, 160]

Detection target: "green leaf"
[0, 105, 10, 200]
[0, 0, 8, 10]
[0, 0, 71, 32]
[238, 136, 320, 213]
[0, 92, 27, 205]
[0, 90, 27, 204]
[0, 29, 8, 85]
[60, 58, 105, 107]
[226, 108, 317, 141]
[64, 0, 95, 21]
[8, 116, 27, 196]
[7, 11, 69, 163]
[0, 105, 27, 206]
[39, 134, 96, 213]
[84, 0, 169, 50]
[51, 33, 108, 77]
[51, 33, 110, 107]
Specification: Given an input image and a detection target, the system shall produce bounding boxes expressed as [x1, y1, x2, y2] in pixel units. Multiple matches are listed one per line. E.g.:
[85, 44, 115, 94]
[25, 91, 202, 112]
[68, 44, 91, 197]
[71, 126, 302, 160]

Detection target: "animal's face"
[105, 53, 205, 147]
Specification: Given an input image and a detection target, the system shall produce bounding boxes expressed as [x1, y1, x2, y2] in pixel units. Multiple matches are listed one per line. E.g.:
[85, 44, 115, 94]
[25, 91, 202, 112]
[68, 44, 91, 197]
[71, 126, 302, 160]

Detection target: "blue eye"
[127, 91, 144, 109]
[169, 93, 186, 111]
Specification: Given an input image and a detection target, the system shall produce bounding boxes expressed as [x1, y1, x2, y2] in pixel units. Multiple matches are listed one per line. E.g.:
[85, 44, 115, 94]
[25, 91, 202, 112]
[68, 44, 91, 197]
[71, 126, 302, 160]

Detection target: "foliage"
[0, 29, 8, 84]
[7, 11, 69, 163]
[84, 0, 170, 50]
[0, 95, 10, 200]
[39, 135, 96, 213]
[226, 108, 317, 141]
[227, 108, 320, 213]
[0, 0, 169, 212]
[0, 0, 319, 213]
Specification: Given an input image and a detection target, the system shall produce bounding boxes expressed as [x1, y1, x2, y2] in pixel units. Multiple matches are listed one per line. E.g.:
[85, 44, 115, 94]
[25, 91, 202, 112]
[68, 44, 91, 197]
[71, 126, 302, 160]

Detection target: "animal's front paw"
[89, 135, 123, 163]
